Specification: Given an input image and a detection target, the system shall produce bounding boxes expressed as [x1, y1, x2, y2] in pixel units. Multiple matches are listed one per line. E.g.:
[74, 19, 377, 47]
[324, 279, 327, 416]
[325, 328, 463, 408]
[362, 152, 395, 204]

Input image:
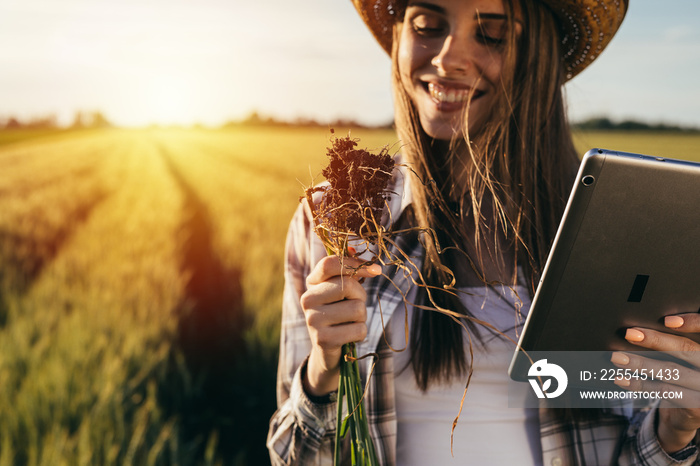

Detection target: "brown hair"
[392, 0, 580, 390]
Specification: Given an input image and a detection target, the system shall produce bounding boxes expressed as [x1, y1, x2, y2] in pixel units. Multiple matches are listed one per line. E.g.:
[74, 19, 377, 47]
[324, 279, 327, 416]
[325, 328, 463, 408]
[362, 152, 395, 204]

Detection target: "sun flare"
[141, 75, 198, 126]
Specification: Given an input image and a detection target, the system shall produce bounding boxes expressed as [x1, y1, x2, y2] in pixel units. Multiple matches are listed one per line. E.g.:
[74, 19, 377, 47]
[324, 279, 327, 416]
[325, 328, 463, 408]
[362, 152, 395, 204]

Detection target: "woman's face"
[398, 0, 521, 140]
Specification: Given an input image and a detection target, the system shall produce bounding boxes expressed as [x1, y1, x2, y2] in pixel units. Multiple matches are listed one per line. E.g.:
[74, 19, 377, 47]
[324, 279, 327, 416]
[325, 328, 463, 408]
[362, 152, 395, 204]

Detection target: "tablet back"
[509, 148, 700, 380]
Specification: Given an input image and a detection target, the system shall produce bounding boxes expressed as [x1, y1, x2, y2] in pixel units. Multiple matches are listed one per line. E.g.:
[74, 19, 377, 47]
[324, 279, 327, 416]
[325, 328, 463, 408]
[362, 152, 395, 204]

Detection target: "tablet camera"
[581, 175, 596, 186]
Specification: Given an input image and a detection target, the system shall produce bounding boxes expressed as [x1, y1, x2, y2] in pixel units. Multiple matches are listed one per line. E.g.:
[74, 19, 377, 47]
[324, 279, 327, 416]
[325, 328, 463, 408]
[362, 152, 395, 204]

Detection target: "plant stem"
[334, 342, 379, 466]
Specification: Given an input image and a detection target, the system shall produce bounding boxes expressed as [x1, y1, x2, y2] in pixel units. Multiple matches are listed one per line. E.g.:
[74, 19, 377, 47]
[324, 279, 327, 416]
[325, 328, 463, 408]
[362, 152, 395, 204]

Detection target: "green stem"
[334, 342, 379, 466]
[334, 360, 346, 466]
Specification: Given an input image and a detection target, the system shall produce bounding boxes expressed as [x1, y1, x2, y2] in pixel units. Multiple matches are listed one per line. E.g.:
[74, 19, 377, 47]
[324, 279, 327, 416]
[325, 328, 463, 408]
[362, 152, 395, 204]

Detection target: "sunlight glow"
[143, 75, 197, 127]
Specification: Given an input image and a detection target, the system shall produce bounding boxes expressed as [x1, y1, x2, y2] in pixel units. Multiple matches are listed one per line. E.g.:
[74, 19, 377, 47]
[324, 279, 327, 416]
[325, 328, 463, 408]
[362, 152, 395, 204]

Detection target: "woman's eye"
[477, 33, 505, 46]
[477, 22, 507, 46]
[411, 15, 446, 37]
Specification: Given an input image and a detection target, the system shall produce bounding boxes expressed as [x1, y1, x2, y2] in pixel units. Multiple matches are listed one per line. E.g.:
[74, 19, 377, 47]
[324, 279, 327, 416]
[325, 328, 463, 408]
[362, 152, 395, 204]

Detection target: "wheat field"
[0, 126, 395, 465]
[0, 127, 698, 465]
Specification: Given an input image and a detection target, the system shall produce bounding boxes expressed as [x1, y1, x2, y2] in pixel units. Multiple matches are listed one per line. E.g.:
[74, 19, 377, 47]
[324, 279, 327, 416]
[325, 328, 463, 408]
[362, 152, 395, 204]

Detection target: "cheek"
[397, 32, 414, 82]
[397, 48, 420, 104]
[475, 54, 505, 91]
[397, 38, 435, 93]
[488, 58, 505, 84]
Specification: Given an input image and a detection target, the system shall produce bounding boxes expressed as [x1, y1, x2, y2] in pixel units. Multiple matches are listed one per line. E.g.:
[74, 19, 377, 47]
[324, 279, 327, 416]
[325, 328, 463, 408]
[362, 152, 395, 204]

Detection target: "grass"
[0, 127, 103, 148]
[573, 131, 700, 162]
[0, 126, 697, 464]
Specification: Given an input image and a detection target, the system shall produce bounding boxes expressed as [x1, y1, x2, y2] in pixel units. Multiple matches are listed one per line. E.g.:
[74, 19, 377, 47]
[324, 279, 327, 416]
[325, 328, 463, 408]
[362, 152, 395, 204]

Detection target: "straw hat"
[351, 0, 628, 79]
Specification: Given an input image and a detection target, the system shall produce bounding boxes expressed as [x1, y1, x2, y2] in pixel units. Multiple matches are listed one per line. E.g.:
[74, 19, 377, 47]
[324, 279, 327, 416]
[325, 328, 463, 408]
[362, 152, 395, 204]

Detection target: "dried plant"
[306, 130, 395, 258]
[304, 131, 393, 465]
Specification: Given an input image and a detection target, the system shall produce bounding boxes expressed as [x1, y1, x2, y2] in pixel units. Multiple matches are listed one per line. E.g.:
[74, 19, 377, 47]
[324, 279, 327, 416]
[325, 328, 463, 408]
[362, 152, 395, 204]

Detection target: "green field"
[0, 127, 698, 465]
[572, 131, 700, 161]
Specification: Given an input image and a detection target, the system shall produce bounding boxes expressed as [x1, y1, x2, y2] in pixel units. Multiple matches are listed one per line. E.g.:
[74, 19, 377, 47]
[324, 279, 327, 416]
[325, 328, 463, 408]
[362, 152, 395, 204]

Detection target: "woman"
[268, 0, 700, 464]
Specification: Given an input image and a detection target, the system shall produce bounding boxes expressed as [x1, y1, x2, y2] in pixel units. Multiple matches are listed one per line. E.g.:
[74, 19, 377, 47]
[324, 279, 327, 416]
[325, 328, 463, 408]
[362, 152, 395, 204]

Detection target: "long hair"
[392, 0, 580, 390]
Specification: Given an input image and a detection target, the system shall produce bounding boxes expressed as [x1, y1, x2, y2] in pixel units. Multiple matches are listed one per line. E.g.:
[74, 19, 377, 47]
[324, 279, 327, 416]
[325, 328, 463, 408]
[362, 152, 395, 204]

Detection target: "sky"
[1, 0, 699, 128]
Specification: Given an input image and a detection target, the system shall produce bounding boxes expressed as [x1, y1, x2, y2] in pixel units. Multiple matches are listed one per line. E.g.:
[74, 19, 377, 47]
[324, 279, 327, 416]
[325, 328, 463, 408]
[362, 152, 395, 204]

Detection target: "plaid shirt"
[267, 166, 698, 466]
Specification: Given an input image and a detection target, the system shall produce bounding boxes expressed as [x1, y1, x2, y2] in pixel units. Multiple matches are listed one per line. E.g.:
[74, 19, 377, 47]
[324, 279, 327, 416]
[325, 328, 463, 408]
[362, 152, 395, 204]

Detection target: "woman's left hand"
[611, 313, 700, 454]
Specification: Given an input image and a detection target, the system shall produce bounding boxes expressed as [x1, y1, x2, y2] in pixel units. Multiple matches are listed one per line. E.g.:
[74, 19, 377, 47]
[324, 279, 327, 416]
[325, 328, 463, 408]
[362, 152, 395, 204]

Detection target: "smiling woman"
[269, 0, 700, 464]
[398, 0, 523, 139]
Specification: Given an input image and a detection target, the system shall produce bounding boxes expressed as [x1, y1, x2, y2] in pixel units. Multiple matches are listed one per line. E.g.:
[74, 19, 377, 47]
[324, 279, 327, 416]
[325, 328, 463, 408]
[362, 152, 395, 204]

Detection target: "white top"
[389, 284, 543, 465]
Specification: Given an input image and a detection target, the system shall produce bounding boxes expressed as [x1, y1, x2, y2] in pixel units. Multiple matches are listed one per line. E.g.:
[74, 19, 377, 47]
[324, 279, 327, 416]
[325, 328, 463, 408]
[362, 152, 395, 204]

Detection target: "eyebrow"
[476, 12, 508, 21]
[478, 11, 524, 29]
[407, 2, 447, 15]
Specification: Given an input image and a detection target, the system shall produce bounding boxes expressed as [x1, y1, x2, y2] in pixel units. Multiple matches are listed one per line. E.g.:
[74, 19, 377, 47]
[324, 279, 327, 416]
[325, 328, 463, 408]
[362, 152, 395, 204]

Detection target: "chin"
[420, 116, 465, 141]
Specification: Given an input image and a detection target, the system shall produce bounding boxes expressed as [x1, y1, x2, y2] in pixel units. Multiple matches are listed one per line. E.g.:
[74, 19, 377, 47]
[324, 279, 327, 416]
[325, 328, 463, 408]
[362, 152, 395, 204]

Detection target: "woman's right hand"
[301, 254, 382, 397]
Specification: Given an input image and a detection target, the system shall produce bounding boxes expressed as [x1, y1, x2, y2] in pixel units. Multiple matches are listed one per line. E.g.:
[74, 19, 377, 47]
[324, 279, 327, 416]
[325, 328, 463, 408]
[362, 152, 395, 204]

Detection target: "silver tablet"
[509, 148, 700, 381]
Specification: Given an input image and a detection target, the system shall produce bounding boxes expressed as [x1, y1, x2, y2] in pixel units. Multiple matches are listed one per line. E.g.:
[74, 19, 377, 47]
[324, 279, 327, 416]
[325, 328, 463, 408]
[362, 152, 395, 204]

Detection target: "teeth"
[428, 82, 471, 104]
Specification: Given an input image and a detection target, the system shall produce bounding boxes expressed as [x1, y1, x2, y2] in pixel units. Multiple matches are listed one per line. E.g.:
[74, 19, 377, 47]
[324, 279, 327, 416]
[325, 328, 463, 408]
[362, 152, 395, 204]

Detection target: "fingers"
[303, 283, 368, 353]
[623, 327, 700, 354]
[621, 314, 700, 377]
[614, 314, 700, 444]
[301, 255, 376, 360]
[308, 320, 368, 353]
[306, 254, 382, 287]
[301, 254, 380, 395]
[664, 313, 700, 333]
[304, 300, 367, 395]
[609, 355, 700, 453]
[623, 327, 700, 371]
[611, 352, 700, 390]
[301, 278, 368, 356]
[302, 275, 367, 307]
[303, 254, 380, 310]
[613, 322, 700, 408]
[305, 298, 368, 336]
[610, 352, 700, 409]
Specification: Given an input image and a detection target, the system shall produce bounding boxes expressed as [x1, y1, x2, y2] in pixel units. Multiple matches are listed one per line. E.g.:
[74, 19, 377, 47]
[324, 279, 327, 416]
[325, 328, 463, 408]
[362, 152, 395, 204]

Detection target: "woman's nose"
[431, 33, 475, 76]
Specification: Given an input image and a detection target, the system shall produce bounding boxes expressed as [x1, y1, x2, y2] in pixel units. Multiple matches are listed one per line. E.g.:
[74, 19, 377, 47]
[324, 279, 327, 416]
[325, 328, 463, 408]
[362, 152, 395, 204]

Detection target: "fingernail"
[347, 246, 356, 256]
[615, 378, 631, 388]
[625, 328, 645, 342]
[610, 352, 630, 366]
[368, 264, 382, 275]
[665, 316, 684, 329]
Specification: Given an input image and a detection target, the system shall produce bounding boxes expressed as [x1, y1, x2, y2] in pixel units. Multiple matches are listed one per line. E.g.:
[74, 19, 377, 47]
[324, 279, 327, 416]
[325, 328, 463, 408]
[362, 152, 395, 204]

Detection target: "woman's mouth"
[425, 82, 484, 110]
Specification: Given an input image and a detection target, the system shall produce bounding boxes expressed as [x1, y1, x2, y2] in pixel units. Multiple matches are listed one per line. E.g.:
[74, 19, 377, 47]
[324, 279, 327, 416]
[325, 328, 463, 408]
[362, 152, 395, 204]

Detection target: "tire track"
[156, 134, 285, 464]
[158, 142, 246, 366]
[157, 142, 251, 462]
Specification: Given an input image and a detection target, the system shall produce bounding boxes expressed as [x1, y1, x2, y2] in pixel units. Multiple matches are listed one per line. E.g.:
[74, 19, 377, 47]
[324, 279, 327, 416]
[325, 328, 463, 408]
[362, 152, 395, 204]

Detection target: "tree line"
[223, 111, 394, 130]
[573, 116, 699, 132]
[1, 111, 111, 130]
[3, 110, 698, 132]
[230, 112, 700, 132]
